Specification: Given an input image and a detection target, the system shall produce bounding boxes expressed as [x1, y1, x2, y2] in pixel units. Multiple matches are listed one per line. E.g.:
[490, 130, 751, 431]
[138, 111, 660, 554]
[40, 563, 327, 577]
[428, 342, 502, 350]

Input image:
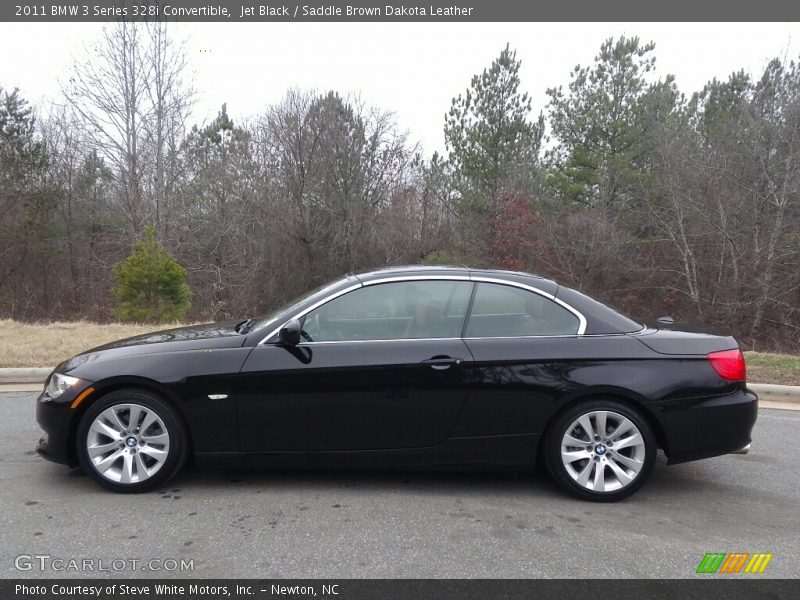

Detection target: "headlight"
[45, 373, 81, 399]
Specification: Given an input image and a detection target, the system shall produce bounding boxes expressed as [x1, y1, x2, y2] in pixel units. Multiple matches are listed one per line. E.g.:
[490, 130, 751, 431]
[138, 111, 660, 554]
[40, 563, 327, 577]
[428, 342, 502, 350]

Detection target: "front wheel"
[76, 389, 189, 493]
[545, 400, 656, 502]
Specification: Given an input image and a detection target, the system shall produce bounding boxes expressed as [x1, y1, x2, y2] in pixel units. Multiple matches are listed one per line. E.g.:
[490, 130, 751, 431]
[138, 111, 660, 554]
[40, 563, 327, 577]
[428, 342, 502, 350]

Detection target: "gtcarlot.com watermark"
[14, 554, 194, 573]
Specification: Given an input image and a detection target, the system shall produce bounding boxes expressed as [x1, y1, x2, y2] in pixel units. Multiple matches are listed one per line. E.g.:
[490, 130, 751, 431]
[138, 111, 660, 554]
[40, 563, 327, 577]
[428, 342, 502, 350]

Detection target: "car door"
[236, 279, 475, 452]
[454, 282, 584, 438]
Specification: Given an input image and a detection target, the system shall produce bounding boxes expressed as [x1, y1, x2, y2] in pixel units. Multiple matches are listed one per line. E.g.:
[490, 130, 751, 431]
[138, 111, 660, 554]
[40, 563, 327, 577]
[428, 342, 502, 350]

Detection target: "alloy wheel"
[85, 403, 171, 484]
[560, 410, 646, 493]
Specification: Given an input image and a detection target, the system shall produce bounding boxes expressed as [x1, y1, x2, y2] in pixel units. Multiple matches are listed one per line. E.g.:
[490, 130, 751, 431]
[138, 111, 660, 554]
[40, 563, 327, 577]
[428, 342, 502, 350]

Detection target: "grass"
[744, 351, 800, 386]
[0, 319, 189, 368]
[0, 320, 798, 385]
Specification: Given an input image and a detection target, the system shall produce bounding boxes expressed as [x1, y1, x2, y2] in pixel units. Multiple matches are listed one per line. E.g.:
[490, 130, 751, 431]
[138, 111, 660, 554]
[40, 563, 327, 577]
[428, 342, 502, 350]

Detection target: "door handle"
[422, 356, 463, 370]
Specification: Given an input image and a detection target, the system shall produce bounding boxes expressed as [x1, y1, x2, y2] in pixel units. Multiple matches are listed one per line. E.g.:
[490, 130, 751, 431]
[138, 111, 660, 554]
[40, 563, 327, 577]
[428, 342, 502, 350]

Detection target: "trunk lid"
[630, 327, 739, 356]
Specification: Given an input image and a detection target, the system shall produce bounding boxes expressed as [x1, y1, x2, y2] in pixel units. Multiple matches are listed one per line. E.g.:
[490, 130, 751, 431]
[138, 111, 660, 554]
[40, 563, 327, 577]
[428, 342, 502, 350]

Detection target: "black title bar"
[3, 0, 800, 22]
[5, 579, 800, 600]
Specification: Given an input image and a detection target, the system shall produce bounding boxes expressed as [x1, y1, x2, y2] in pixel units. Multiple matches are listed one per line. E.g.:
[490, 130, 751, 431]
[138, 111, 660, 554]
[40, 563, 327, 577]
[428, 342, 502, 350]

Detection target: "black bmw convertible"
[36, 266, 757, 501]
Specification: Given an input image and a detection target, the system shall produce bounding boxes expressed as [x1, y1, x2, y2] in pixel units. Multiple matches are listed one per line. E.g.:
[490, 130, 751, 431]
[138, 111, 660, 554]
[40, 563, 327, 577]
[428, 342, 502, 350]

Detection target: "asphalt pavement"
[1, 392, 798, 579]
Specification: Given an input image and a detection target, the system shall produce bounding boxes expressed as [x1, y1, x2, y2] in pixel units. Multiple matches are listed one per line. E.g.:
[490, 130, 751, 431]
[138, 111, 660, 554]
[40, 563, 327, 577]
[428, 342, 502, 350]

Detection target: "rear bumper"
[730, 443, 750, 455]
[657, 386, 758, 465]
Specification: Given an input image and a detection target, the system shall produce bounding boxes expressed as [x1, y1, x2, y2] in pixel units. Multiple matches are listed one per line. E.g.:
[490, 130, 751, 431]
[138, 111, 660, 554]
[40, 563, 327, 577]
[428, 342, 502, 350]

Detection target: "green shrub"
[112, 226, 191, 323]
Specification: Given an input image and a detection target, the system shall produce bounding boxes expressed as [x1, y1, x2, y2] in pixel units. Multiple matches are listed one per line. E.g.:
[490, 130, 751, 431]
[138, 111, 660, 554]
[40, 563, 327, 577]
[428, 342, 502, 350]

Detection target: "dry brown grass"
[0, 319, 190, 367]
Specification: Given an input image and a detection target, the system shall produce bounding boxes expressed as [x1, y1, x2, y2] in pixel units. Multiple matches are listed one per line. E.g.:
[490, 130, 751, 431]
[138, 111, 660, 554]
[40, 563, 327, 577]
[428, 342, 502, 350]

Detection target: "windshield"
[247, 276, 359, 336]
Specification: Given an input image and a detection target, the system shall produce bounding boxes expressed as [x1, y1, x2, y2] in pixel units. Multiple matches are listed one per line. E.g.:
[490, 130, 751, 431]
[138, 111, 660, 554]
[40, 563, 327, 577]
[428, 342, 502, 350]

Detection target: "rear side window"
[464, 283, 580, 337]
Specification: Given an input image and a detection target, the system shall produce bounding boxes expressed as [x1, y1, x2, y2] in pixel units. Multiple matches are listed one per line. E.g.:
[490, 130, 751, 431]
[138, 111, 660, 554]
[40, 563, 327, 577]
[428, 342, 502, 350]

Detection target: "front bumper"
[35, 381, 92, 467]
[657, 386, 758, 465]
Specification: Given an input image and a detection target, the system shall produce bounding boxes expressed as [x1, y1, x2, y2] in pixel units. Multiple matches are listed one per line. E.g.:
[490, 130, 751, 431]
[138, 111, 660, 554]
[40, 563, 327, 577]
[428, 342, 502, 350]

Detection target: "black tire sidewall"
[76, 389, 188, 493]
[545, 399, 656, 502]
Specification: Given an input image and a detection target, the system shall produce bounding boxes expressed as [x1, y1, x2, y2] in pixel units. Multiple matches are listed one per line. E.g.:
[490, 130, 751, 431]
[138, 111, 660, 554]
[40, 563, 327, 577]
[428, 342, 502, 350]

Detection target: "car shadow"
[40, 449, 745, 504]
[165, 451, 681, 496]
[168, 461, 567, 498]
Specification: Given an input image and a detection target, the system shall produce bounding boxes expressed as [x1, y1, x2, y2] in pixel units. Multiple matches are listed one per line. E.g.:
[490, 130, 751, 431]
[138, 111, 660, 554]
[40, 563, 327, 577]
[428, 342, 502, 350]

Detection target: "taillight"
[707, 349, 746, 381]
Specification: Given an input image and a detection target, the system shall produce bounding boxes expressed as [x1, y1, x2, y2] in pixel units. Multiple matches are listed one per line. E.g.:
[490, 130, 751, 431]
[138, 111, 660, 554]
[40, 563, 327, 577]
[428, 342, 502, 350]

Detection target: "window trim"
[258, 282, 362, 345]
[257, 274, 587, 345]
[462, 280, 584, 339]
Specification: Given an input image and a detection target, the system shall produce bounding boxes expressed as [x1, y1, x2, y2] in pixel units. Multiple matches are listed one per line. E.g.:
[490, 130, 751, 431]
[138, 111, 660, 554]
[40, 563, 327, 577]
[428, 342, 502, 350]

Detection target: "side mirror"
[656, 316, 675, 327]
[279, 319, 302, 346]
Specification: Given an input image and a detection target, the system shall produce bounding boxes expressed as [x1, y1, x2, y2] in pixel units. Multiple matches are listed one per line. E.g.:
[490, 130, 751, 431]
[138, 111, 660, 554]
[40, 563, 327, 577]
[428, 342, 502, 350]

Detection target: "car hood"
[57, 321, 248, 373]
[86, 321, 243, 351]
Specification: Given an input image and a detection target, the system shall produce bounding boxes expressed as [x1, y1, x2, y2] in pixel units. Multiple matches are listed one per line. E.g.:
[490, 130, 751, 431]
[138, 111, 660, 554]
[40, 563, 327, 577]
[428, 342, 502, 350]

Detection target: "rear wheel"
[77, 389, 189, 493]
[545, 399, 656, 501]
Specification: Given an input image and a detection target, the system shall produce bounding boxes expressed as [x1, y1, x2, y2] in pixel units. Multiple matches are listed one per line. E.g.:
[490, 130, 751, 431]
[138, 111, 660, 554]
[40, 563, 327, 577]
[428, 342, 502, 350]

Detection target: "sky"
[1, 22, 798, 155]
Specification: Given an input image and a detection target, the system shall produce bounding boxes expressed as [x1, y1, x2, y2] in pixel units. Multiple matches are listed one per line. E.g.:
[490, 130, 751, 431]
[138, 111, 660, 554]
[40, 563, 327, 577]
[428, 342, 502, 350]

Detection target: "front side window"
[464, 283, 580, 337]
[302, 280, 473, 342]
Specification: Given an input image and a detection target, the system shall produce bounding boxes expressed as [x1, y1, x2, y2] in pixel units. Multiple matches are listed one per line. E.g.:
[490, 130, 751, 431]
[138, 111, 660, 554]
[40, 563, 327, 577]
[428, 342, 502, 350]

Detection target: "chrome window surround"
[257, 275, 588, 345]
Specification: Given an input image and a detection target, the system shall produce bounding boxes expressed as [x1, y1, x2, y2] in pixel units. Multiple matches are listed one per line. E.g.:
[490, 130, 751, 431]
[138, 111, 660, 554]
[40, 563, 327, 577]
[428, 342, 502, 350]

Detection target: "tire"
[544, 399, 656, 502]
[76, 388, 189, 493]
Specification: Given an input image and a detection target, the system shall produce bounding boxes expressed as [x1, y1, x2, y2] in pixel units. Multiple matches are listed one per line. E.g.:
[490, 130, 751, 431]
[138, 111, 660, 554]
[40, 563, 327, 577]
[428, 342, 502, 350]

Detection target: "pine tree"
[445, 44, 543, 206]
[112, 226, 191, 322]
[0, 87, 56, 311]
[546, 36, 678, 210]
[443, 45, 543, 263]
